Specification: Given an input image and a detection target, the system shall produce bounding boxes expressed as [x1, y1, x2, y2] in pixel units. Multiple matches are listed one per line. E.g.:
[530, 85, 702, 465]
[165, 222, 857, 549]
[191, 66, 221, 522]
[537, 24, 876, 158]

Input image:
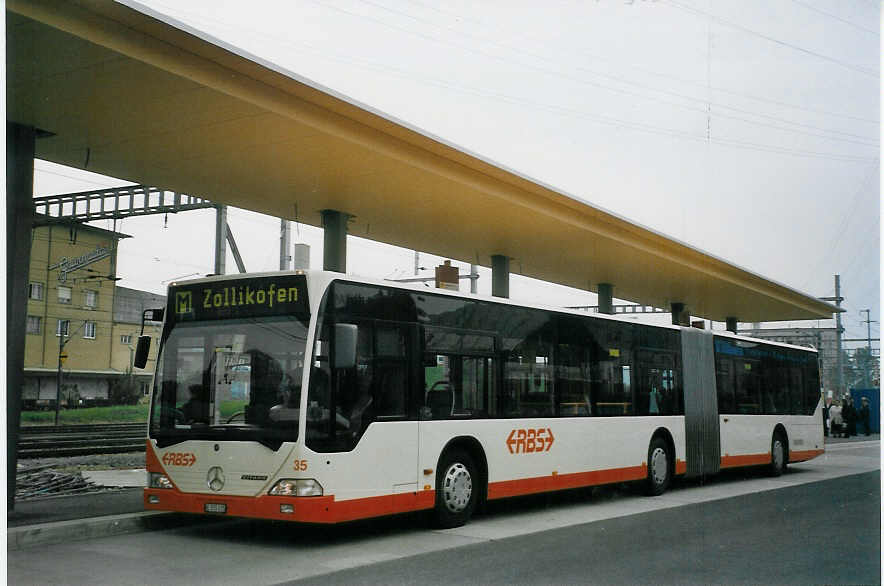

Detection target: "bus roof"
[171, 269, 819, 355]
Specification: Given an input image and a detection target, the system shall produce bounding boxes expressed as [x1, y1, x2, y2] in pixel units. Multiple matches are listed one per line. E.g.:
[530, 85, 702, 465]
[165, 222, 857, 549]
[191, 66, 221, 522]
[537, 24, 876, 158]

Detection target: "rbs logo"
[506, 428, 555, 454]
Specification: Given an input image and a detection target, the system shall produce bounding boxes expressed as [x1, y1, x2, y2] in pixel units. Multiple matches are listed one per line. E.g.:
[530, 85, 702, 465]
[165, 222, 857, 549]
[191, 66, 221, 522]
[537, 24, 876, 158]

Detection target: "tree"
[109, 373, 141, 405]
[844, 347, 879, 389]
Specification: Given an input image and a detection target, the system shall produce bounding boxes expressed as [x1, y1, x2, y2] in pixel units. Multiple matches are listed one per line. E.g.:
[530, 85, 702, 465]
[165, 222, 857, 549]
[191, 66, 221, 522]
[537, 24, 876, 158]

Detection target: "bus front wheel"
[645, 437, 671, 496]
[434, 448, 478, 528]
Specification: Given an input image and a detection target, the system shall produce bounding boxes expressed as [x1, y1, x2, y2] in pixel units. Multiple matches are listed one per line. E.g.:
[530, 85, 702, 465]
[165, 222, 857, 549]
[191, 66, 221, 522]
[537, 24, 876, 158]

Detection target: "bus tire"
[434, 448, 477, 528]
[768, 431, 787, 477]
[645, 437, 671, 496]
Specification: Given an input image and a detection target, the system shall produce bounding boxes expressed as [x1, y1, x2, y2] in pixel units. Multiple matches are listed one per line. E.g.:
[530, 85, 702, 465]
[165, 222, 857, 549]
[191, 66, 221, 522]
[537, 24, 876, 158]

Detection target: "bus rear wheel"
[645, 437, 671, 496]
[434, 448, 478, 528]
[768, 431, 787, 477]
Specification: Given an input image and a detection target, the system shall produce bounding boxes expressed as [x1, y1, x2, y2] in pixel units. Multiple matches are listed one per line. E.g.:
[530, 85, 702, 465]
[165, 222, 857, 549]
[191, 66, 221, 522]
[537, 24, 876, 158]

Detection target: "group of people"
[824, 395, 872, 438]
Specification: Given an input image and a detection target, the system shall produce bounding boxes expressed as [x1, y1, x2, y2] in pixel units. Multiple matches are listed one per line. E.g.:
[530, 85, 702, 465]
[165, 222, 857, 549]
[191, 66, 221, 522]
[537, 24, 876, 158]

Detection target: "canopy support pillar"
[598, 283, 614, 315]
[671, 302, 688, 326]
[491, 254, 509, 298]
[7, 122, 35, 511]
[726, 317, 738, 334]
[322, 209, 349, 273]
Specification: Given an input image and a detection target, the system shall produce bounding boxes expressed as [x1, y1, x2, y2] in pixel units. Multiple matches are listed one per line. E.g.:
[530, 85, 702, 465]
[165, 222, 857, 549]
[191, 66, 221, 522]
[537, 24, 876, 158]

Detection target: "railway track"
[17, 423, 147, 459]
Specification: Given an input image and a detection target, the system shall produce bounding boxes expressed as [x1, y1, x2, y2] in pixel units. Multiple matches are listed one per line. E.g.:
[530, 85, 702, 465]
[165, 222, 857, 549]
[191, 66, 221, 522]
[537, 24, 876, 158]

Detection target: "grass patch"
[21, 404, 149, 426]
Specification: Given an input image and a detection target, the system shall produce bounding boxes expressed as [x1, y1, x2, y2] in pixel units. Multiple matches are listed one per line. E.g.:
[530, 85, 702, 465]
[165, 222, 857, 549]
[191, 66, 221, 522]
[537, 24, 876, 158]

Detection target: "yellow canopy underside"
[7, 0, 837, 322]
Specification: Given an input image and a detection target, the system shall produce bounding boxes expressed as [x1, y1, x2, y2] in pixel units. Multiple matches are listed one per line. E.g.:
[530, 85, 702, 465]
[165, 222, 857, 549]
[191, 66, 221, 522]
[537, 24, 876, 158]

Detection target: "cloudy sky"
[33, 0, 880, 346]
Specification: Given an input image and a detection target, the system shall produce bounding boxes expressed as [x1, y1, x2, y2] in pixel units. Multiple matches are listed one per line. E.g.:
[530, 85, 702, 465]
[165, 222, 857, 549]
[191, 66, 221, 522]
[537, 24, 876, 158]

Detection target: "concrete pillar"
[671, 302, 686, 326]
[214, 205, 227, 275]
[491, 254, 509, 298]
[7, 122, 35, 511]
[322, 209, 349, 273]
[726, 317, 738, 334]
[598, 283, 614, 315]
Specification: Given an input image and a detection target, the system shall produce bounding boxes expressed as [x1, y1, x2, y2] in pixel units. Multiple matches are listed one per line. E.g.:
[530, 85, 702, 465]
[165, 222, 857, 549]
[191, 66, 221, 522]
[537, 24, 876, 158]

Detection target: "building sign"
[49, 245, 112, 282]
[169, 275, 309, 322]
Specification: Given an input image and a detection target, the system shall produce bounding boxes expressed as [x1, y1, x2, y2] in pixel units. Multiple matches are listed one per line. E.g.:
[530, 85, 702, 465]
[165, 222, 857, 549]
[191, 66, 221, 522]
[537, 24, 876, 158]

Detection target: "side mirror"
[133, 335, 152, 369]
[333, 324, 358, 369]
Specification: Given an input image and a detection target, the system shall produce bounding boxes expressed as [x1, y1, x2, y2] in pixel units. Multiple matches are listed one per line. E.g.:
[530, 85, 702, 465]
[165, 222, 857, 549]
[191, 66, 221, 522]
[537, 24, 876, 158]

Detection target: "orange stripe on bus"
[145, 440, 163, 473]
[789, 449, 824, 462]
[487, 464, 647, 500]
[720, 453, 771, 468]
[676, 459, 687, 475]
[144, 487, 435, 524]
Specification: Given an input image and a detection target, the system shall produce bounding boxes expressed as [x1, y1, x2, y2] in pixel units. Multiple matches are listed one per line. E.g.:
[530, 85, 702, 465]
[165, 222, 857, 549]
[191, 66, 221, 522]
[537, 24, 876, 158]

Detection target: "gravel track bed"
[20, 452, 146, 472]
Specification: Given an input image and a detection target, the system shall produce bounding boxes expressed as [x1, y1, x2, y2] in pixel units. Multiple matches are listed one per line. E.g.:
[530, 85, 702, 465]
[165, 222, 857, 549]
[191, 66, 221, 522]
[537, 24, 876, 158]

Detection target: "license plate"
[204, 503, 227, 514]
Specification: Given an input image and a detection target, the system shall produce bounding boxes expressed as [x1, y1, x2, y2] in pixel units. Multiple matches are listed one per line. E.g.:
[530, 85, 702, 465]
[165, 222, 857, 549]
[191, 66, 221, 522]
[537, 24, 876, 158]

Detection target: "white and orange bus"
[138, 270, 824, 527]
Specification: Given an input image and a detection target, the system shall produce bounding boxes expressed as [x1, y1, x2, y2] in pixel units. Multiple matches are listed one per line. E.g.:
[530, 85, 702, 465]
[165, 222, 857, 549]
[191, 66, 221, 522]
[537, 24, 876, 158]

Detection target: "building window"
[56, 319, 70, 337]
[27, 316, 42, 334]
[120, 334, 132, 345]
[58, 286, 72, 304]
[84, 290, 98, 308]
[29, 282, 44, 300]
[84, 321, 96, 339]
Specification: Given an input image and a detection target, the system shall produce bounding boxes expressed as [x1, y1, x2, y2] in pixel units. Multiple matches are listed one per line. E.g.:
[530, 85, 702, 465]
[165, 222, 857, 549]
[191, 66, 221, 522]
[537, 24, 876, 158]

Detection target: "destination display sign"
[169, 275, 309, 322]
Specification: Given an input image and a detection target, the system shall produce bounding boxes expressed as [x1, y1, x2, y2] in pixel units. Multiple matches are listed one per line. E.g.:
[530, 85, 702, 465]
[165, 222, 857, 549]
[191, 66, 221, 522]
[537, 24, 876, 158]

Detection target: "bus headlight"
[149, 472, 174, 489]
[268, 479, 323, 497]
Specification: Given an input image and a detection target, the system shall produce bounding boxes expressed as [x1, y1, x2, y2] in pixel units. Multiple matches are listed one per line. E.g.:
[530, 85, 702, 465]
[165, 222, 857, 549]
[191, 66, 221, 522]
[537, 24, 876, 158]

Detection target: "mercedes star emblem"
[207, 466, 225, 492]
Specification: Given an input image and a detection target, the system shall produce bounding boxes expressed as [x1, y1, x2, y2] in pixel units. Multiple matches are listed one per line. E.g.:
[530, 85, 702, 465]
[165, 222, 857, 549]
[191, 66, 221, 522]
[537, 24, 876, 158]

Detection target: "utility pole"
[819, 274, 844, 395]
[56, 327, 66, 425]
[280, 219, 291, 270]
[55, 320, 88, 425]
[860, 309, 876, 387]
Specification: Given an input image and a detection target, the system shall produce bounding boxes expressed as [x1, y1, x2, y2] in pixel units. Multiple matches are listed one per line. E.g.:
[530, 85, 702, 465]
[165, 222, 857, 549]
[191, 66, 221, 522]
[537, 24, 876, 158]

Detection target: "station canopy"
[7, 0, 838, 323]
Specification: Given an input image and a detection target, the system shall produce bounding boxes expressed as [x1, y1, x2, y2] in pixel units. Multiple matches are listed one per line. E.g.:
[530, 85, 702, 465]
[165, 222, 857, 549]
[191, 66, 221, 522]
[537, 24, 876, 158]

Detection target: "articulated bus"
[139, 270, 824, 527]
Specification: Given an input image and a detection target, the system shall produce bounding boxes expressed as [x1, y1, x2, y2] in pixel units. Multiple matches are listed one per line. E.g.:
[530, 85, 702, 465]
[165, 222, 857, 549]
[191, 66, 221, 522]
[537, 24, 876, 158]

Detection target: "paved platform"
[6, 435, 878, 551]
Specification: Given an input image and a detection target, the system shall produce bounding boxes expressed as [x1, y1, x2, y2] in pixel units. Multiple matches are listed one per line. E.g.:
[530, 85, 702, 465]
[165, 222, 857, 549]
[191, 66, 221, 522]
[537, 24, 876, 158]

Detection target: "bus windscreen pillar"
[7, 122, 35, 511]
[491, 254, 510, 298]
[214, 204, 227, 275]
[598, 283, 614, 315]
[322, 209, 349, 273]
[726, 317, 738, 333]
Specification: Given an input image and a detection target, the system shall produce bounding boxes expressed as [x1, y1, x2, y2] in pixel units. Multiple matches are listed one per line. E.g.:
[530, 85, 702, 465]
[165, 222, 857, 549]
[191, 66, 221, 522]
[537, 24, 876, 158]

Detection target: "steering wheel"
[225, 411, 245, 423]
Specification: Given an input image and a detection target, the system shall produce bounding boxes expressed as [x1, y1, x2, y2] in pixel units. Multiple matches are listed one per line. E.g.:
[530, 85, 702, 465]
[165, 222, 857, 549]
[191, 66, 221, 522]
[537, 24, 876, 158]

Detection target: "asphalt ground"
[288, 470, 881, 586]
[6, 433, 879, 551]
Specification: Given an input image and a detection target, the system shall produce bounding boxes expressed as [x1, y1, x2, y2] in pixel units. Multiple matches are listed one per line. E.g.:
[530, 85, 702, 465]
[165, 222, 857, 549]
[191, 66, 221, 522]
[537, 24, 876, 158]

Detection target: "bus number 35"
[293, 459, 308, 471]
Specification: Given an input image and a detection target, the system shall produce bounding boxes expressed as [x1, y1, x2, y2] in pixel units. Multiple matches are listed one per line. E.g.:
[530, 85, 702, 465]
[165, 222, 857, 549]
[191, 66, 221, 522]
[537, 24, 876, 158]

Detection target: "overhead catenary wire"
[354, 0, 878, 145]
[663, 0, 879, 77]
[789, 0, 879, 37]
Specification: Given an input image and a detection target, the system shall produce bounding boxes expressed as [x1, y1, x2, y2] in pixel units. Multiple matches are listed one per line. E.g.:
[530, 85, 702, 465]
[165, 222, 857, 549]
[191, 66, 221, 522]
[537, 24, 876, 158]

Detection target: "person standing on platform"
[843, 396, 857, 438]
[859, 397, 871, 436]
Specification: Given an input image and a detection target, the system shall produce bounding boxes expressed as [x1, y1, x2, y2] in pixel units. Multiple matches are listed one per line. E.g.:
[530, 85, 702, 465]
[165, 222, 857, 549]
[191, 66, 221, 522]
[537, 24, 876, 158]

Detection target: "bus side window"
[716, 358, 735, 414]
[735, 360, 761, 414]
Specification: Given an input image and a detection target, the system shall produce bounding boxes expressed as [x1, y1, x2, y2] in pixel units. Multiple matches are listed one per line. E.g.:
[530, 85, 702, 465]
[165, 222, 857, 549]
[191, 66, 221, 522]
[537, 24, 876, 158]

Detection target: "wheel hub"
[442, 462, 472, 513]
[650, 447, 668, 485]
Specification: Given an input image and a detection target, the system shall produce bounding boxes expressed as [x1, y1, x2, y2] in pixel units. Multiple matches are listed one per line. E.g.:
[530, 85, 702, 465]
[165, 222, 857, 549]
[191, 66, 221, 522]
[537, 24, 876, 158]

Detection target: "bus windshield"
[149, 316, 308, 449]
